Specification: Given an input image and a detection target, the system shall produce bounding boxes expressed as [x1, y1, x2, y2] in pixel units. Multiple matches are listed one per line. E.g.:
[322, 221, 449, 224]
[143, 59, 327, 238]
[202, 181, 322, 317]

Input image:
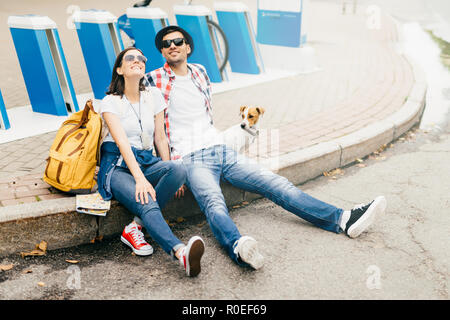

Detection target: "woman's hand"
[135, 177, 157, 205]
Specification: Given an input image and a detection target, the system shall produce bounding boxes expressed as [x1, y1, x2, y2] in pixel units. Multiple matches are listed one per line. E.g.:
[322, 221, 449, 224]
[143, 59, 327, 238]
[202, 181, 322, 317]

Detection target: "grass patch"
[426, 29, 450, 71]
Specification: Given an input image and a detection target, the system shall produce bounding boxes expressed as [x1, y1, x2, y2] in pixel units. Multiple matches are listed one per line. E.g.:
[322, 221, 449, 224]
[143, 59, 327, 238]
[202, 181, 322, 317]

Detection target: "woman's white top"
[100, 87, 166, 150]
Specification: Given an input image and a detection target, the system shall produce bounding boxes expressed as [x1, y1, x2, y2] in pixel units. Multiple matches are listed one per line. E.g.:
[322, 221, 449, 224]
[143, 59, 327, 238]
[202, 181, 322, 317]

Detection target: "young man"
[123, 26, 387, 270]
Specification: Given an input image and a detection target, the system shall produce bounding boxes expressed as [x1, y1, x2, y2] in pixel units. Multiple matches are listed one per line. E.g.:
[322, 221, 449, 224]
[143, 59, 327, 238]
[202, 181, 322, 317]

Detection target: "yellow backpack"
[43, 100, 103, 194]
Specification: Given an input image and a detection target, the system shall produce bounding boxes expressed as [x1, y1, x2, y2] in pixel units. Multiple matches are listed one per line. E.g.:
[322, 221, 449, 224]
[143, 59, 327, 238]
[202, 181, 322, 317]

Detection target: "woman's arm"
[153, 110, 171, 161]
[103, 111, 156, 204]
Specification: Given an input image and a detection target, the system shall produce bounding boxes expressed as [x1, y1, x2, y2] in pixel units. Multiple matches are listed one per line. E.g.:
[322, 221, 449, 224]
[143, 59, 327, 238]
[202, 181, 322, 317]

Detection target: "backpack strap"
[55, 100, 95, 152]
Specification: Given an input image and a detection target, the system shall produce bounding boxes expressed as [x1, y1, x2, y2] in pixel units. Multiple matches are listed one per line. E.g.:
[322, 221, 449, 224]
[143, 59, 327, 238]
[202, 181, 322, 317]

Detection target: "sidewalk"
[0, 1, 426, 256]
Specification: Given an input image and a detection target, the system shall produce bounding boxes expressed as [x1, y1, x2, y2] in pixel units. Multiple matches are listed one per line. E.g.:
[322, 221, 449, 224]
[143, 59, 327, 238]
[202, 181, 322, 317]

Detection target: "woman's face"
[116, 49, 147, 80]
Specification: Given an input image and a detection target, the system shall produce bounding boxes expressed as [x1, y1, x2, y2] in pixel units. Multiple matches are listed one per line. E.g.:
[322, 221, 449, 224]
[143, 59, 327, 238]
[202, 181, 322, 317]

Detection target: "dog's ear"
[240, 106, 247, 114]
[256, 107, 265, 115]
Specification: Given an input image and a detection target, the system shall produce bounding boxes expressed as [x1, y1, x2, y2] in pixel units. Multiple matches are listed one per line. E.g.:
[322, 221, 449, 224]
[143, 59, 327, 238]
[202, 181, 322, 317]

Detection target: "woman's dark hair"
[106, 47, 146, 96]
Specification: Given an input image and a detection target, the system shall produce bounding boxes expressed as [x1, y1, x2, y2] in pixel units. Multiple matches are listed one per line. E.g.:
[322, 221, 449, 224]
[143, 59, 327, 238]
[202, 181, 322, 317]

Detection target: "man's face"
[161, 31, 191, 66]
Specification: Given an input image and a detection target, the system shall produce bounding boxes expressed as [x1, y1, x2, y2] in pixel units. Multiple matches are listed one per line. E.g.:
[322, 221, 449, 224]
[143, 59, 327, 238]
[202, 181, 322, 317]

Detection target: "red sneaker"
[178, 236, 205, 277]
[121, 221, 153, 256]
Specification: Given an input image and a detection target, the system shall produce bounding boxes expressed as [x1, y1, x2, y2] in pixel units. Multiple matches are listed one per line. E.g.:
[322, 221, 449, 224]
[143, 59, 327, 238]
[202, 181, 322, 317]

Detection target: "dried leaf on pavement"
[65, 260, 79, 264]
[0, 264, 14, 271]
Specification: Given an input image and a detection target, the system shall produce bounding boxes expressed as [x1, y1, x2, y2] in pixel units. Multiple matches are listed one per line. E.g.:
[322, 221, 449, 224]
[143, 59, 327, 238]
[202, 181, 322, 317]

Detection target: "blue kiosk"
[214, 2, 264, 75]
[73, 10, 124, 100]
[0, 89, 10, 130]
[127, 7, 169, 72]
[174, 4, 226, 83]
[256, 0, 305, 47]
[8, 15, 79, 116]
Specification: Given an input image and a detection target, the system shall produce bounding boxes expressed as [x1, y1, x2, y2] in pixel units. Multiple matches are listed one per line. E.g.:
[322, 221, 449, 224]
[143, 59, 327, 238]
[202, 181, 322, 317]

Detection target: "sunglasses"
[161, 38, 186, 49]
[123, 54, 147, 64]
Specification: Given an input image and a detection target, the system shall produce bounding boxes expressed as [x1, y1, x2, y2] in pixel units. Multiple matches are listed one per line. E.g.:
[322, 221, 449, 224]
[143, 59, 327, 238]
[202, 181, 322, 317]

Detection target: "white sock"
[339, 210, 351, 231]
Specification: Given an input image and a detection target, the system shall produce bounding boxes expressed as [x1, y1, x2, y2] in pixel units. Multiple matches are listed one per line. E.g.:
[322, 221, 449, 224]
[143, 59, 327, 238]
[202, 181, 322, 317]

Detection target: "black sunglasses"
[161, 38, 186, 49]
[123, 54, 147, 63]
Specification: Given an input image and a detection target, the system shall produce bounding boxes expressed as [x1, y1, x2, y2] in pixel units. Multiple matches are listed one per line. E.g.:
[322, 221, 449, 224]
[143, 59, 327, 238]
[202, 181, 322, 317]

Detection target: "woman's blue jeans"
[182, 145, 344, 265]
[110, 160, 186, 255]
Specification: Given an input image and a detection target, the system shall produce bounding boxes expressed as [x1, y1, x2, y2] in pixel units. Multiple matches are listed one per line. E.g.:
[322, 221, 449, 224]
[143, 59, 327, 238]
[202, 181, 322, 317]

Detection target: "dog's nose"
[240, 123, 246, 129]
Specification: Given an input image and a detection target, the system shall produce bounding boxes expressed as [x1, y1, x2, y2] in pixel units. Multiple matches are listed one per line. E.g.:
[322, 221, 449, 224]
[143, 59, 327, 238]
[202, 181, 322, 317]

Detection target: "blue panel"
[0, 89, 10, 130]
[53, 29, 79, 112]
[175, 15, 222, 83]
[257, 10, 302, 47]
[129, 18, 166, 72]
[10, 28, 67, 115]
[75, 22, 118, 99]
[216, 11, 259, 74]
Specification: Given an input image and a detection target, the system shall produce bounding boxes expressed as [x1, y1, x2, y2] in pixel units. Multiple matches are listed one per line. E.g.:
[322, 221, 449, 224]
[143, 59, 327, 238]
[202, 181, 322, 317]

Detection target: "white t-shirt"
[101, 87, 166, 150]
[168, 71, 223, 157]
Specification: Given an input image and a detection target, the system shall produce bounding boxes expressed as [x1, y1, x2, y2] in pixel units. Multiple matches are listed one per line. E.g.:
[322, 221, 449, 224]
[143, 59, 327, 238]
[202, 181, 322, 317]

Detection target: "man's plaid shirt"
[145, 62, 213, 160]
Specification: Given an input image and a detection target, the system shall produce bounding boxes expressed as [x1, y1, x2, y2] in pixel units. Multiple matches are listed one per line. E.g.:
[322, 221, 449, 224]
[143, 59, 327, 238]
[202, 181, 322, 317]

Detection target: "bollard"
[174, 4, 226, 83]
[8, 15, 79, 116]
[73, 10, 124, 100]
[215, 2, 264, 75]
[0, 89, 10, 130]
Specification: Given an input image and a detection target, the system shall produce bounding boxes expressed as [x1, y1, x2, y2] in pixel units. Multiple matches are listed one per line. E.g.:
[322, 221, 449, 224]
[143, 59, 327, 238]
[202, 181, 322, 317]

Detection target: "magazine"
[76, 192, 110, 216]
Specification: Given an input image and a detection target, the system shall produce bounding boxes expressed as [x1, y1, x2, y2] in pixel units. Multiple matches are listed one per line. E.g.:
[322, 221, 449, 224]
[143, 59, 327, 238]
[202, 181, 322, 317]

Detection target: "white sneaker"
[345, 196, 387, 238]
[179, 236, 205, 277]
[233, 236, 264, 270]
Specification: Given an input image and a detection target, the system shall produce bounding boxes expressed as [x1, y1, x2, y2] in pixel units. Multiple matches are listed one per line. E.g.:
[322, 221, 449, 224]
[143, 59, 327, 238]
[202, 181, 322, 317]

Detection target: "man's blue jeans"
[110, 160, 186, 255]
[182, 145, 344, 264]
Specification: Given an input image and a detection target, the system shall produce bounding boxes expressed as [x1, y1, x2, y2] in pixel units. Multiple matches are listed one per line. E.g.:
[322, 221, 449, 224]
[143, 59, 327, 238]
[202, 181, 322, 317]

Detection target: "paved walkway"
[0, 1, 414, 207]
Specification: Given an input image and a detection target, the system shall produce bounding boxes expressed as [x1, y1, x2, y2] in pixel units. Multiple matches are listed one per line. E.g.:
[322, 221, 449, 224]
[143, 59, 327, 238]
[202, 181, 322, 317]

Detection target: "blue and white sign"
[215, 2, 264, 75]
[8, 15, 79, 116]
[73, 10, 124, 100]
[257, 0, 305, 47]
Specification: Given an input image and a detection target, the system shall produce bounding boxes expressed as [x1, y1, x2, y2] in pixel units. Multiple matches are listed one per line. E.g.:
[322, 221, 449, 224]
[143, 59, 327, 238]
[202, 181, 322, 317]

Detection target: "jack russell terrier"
[221, 106, 265, 152]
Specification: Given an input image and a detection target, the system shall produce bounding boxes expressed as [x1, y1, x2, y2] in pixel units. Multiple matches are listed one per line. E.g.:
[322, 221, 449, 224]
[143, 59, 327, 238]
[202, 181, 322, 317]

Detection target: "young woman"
[97, 47, 204, 277]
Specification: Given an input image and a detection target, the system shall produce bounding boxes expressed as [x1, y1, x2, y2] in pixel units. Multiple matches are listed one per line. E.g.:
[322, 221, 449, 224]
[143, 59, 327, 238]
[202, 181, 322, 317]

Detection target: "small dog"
[221, 106, 265, 152]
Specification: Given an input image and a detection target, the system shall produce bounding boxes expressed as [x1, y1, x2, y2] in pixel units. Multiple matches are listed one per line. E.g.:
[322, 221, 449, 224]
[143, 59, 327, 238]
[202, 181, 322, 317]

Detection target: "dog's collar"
[244, 127, 259, 136]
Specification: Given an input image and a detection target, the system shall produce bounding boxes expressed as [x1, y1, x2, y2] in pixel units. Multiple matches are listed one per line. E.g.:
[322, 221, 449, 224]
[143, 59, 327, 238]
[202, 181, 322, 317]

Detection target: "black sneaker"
[345, 196, 386, 238]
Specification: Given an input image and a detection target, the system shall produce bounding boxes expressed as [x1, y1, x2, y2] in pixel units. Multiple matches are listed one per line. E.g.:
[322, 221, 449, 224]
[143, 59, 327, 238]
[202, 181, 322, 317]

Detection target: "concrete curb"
[0, 55, 427, 259]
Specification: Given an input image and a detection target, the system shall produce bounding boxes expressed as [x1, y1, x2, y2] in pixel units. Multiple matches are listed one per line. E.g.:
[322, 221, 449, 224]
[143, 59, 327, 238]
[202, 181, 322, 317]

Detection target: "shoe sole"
[186, 237, 205, 277]
[239, 237, 264, 270]
[121, 236, 153, 256]
[347, 196, 387, 238]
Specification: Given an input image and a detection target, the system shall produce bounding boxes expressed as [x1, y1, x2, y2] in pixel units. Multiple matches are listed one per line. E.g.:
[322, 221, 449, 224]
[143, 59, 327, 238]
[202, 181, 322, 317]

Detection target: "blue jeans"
[182, 145, 344, 265]
[110, 160, 186, 255]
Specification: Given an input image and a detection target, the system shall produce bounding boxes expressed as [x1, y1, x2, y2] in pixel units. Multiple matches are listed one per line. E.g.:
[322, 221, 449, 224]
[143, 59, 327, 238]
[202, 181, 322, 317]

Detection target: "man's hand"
[175, 184, 186, 199]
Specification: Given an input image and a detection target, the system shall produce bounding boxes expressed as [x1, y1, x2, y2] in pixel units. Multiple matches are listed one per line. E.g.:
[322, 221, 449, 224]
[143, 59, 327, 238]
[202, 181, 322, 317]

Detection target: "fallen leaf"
[38, 241, 47, 252]
[21, 269, 33, 274]
[176, 217, 185, 223]
[65, 260, 79, 264]
[355, 158, 364, 163]
[20, 241, 48, 258]
[232, 205, 241, 209]
[37, 282, 45, 287]
[241, 201, 249, 205]
[197, 221, 207, 228]
[0, 264, 14, 271]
